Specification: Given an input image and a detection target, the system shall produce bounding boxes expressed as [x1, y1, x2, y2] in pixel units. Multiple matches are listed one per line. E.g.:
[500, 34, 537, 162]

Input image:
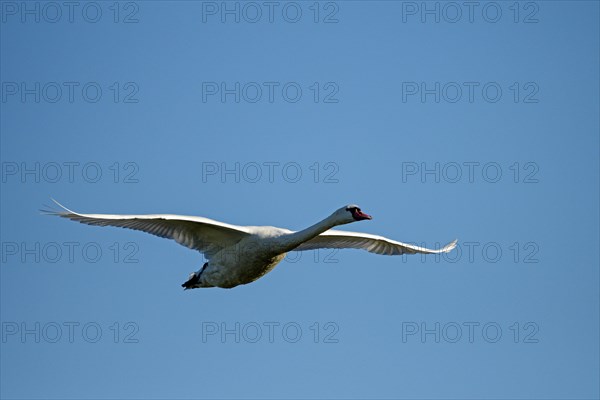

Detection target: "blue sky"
[1, 1, 599, 399]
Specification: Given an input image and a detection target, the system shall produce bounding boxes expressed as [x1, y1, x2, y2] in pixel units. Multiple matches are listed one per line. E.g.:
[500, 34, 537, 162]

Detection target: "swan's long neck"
[283, 213, 340, 250]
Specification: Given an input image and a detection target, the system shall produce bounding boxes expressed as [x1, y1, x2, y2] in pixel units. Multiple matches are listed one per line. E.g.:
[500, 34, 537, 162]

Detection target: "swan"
[44, 200, 457, 289]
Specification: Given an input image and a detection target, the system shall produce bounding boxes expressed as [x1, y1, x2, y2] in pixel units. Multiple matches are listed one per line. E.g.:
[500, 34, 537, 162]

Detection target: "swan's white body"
[46, 202, 457, 289]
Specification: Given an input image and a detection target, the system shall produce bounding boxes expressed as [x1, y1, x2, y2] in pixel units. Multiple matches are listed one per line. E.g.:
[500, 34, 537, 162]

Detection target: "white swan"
[45, 201, 457, 289]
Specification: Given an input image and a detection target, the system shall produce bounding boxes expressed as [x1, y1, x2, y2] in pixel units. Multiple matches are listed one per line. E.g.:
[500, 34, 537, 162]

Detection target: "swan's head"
[333, 204, 372, 224]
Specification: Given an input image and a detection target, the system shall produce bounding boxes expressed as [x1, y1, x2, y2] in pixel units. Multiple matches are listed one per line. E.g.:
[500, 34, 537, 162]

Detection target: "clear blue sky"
[1, 1, 598, 399]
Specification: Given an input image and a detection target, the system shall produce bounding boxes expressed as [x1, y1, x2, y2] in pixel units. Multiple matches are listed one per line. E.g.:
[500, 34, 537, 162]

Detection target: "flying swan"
[45, 201, 457, 289]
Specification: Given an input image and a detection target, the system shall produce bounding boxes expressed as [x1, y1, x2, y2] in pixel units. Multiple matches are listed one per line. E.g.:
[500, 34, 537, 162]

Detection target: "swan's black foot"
[181, 263, 208, 290]
[181, 274, 200, 290]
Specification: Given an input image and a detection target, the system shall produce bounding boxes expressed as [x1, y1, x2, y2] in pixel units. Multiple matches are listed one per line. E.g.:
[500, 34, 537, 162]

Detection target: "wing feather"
[44, 200, 250, 259]
[295, 229, 457, 256]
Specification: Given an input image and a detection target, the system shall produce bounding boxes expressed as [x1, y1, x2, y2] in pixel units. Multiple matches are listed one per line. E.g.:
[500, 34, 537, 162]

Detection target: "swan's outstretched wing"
[44, 201, 250, 259]
[294, 230, 457, 256]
